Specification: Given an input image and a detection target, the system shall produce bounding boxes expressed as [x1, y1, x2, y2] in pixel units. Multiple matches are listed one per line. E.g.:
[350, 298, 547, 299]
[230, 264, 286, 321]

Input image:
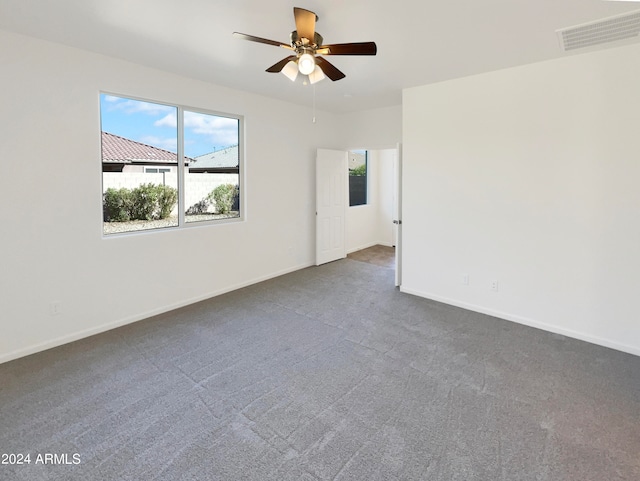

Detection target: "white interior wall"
[373, 149, 395, 246]
[0, 30, 339, 363]
[402, 43, 640, 356]
[336, 105, 402, 151]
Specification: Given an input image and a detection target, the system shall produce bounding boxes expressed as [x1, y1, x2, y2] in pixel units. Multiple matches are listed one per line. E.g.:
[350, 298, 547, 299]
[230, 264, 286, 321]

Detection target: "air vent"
[557, 10, 640, 51]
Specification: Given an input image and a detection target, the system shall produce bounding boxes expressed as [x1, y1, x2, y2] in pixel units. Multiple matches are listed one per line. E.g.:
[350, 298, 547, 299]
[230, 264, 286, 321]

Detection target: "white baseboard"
[399, 287, 640, 358]
[0, 262, 313, 365]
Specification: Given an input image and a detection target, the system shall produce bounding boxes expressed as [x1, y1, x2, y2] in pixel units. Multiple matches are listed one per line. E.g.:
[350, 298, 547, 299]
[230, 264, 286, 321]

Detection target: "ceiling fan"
[233, 7, 377, 84]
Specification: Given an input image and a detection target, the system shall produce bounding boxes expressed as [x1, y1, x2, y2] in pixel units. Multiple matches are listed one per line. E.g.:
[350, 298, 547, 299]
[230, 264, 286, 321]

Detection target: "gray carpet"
[1, 259, 639, 481]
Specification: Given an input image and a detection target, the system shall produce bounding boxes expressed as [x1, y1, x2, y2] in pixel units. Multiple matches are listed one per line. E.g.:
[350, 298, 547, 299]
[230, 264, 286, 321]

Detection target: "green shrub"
[186, 199, 210, 215]
[103, 183, 177, 222]
[156, 184, 178, 219]
[350, 164, 366, 176]
[103, 187, 133, 222]
[208, 184, 238, 214]
[130, 183, 159, 220]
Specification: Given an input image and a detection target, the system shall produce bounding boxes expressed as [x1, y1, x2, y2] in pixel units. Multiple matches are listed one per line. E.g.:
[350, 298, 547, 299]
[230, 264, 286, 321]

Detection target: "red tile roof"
[101, 131, 181, 164]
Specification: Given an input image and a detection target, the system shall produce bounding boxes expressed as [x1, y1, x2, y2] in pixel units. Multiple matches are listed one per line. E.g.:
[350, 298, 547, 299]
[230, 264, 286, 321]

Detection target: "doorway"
[317, 146, 401, 285]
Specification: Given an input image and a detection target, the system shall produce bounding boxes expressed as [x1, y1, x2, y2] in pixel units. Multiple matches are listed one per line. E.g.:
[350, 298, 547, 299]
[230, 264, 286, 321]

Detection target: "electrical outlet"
[462, 274, 469, 285]
[490, 280, 499, 292]
[50, 301, 62, 316]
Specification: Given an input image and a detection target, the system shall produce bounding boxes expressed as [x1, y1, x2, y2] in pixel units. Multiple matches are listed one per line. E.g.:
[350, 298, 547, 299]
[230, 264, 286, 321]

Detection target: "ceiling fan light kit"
[233, 6, 377, 84]
[282, 61, 299, 81]
[298, 53, 316, 75]
[308, 65, 326, 85]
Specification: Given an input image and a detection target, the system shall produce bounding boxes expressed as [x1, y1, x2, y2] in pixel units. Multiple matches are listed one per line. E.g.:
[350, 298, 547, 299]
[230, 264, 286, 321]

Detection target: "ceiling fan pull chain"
[312, 83, 317, 124]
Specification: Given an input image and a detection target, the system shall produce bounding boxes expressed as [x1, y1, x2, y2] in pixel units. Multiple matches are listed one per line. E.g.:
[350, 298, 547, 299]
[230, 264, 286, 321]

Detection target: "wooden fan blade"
[266, 56, 297, 73]
[318, 42, 377, 56]
[293, 7, 317, 42]
[233, 32, 292, 50]
[315, 57, 346, 81]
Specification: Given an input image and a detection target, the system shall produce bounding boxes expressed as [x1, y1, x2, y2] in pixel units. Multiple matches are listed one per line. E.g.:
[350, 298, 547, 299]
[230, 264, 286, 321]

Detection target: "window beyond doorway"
[348, 150, 367, 206]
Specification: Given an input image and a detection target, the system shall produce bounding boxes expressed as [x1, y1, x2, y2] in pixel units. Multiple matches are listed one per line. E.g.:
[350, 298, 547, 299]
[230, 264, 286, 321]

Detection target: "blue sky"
[100, 94, 238, 158]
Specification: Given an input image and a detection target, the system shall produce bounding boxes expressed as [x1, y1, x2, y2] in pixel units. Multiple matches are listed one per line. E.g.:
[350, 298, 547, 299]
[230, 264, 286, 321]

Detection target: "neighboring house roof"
[189, 145, 239, 173]
[101, 131, 188, 165]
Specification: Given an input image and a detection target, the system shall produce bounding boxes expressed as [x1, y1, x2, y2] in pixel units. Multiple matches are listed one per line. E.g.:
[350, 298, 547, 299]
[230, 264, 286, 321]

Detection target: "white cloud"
[139, 135, 177, 152]
[184, 112, 237, 133]
[184, 111, 238, 148]
[207, 131, 239, 148]
[154, 113, 177, 128]
[106, 96, 174, 116]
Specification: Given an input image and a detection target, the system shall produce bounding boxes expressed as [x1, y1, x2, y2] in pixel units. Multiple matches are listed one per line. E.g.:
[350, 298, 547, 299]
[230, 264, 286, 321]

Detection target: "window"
[100, 94, 242, 235]
[348, 150, 367, 206]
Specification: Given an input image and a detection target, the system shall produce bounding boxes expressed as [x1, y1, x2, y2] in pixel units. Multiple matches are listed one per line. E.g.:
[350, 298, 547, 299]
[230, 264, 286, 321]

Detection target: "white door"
[393, 144, 403, 286]
[316, 149, 347, 265]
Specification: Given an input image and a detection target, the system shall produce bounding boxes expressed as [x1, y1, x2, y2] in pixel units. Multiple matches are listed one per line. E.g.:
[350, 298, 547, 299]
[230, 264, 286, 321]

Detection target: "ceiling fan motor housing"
[290, 30, 323, 51]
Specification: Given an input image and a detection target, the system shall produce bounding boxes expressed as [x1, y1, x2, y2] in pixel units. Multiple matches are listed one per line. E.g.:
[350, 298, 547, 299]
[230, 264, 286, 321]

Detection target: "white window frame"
[348, 149, 368, 207]
[100, 92, 245, 236]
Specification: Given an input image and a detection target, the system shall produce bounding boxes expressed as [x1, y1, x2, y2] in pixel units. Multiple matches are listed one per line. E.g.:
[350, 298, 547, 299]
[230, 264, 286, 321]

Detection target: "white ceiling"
[1, 0, 639, 113]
